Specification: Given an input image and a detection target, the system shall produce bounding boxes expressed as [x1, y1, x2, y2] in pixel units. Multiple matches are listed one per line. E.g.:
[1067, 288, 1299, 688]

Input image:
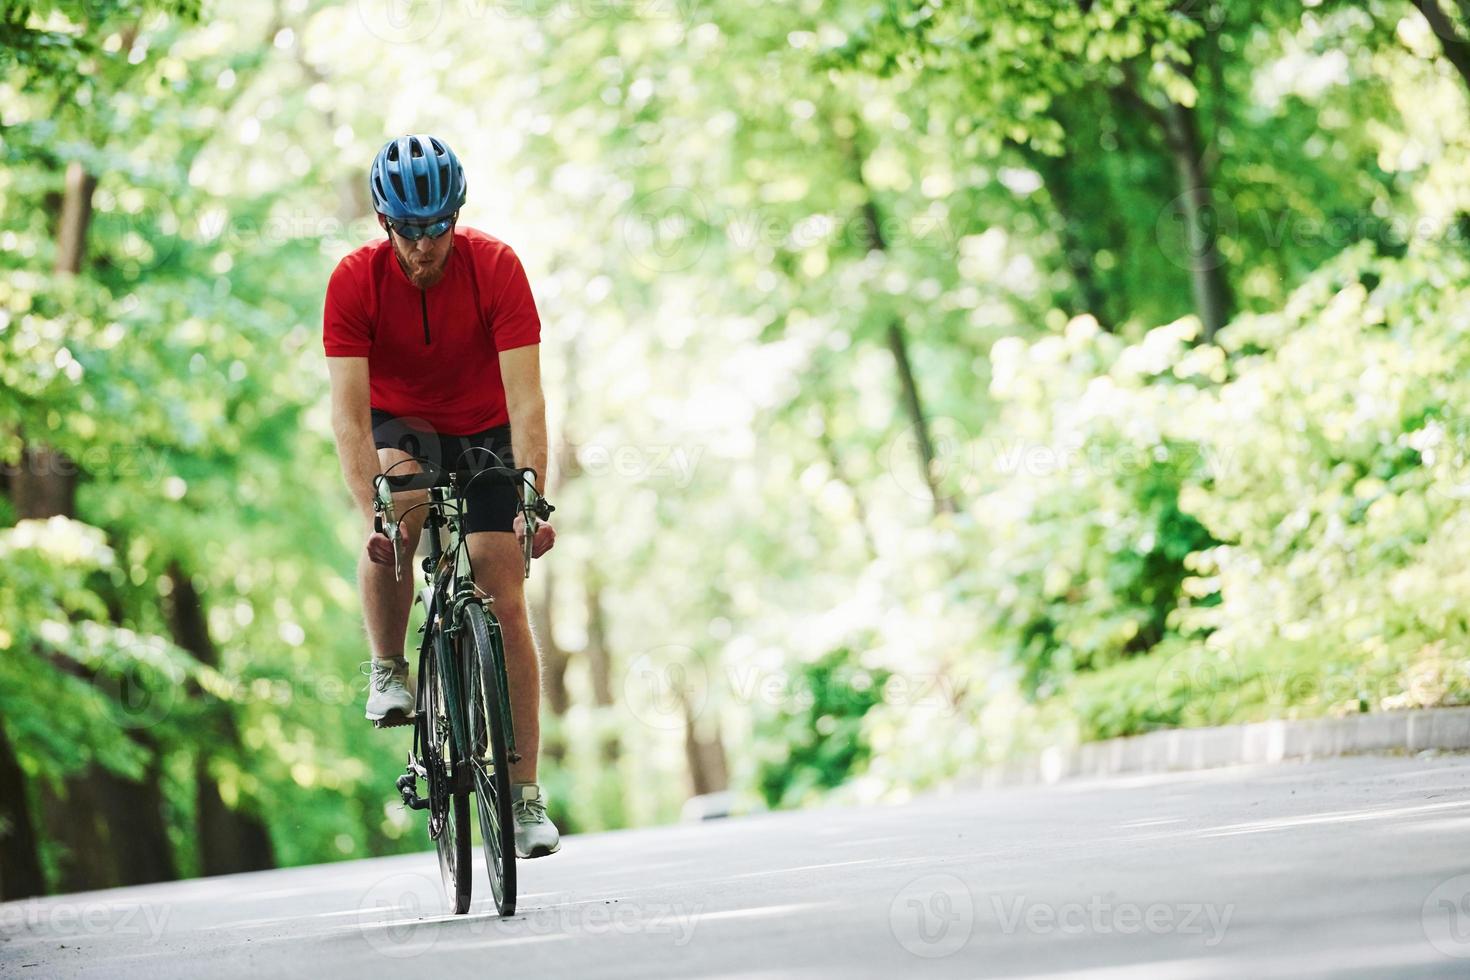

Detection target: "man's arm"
[500, 344, 548, 494]
[327, 356, 380, 520]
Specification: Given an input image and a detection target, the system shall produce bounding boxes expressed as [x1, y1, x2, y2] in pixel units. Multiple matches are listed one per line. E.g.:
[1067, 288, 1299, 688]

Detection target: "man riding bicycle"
[322, 134, 560, 858]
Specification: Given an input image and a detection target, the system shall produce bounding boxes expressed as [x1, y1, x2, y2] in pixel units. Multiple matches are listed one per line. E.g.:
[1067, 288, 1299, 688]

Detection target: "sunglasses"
[388, 213, 456, 241]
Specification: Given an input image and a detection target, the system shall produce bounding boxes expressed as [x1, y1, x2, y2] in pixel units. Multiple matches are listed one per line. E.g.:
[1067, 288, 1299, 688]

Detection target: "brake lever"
[520, 471, 540, 580]
[373, 476, 403, 583]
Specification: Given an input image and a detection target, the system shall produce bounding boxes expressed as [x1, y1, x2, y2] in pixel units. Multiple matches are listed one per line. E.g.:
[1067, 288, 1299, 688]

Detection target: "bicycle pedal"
[372, 710, 416, 729]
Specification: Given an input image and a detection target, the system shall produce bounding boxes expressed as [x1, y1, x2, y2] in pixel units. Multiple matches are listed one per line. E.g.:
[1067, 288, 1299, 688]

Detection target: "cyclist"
[322, 134, 560, 858]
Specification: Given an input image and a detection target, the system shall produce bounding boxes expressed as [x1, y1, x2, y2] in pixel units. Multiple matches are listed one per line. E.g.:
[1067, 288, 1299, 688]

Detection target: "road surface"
[4, 755, 1470, 978]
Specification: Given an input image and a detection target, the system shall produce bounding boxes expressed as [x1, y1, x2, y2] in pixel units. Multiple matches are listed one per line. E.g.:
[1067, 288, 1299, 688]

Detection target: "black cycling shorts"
[370, 408, 517, 534]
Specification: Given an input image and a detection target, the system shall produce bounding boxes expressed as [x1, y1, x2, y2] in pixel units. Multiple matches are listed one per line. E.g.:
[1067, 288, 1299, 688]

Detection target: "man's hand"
[513, 513, 555, 558]
[366, 522, 408, 567]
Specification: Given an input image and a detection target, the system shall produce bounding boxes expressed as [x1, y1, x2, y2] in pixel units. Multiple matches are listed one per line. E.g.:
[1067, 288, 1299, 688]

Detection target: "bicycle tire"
[462, 601, 517, 917]
[424, 633, 473, 914]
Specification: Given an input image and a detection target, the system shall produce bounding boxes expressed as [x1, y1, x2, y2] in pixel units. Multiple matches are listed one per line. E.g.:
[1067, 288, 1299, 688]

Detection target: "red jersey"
[322, 226, 541, 434]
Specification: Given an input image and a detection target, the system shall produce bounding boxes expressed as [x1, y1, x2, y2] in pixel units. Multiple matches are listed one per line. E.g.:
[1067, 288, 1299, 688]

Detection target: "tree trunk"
[584, 570, 617, 724]
[858, 198, 958, 517]
[532, 567, 570, 767]
[1412, 0, 1470, 100]
[8, 427, 81, 900]
[581, 568, 626, 822]
[49, 757, 177, 893]
[1158, 95, 1233, 342]
[885, 317, 956, 516]
[55, 161, 97, 275]
[19, 455, 177, 891]
[535, 568, 570, 717]
[847, 133, 958, 515]
[0, 720, 45, 900]
[26, 153, 178, 892]
[11, 446, 78, 517]
[681, 690, 729, 797]
[1020, 141, 1112, 328]
[815, 398, 878, 561]
[164, 564, 275, 876]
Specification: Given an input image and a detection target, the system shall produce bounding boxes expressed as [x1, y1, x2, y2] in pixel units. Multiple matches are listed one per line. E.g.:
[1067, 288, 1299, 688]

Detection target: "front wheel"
[462, 601, 517, 917]
[423, 633, 472, 914]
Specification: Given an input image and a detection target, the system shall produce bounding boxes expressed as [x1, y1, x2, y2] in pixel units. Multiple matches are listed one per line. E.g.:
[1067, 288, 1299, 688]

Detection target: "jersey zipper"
[419, 290, 431, 345]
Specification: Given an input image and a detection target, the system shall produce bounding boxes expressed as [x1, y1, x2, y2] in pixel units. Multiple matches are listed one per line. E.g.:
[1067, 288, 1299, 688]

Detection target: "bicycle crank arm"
[396, 772, 430, 811]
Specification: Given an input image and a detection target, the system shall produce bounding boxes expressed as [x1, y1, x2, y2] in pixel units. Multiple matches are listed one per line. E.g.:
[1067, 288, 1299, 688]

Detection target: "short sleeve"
[486, 247, 541, 352]
[323, 257, 373, 357]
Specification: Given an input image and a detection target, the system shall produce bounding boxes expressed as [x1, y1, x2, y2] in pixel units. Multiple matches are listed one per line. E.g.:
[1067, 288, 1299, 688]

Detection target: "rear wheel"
[423, 637, 472, 914]
[463, 601, 517, 917]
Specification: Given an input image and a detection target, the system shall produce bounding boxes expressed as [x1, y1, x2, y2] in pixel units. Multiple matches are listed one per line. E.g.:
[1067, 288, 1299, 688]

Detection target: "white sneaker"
[512, 783, 561, 858]
[364, 658, 414, 726]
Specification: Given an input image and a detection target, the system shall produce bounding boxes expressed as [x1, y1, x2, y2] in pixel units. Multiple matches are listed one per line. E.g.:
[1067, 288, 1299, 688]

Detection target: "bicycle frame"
[413, 484, 518, 767]
[377, 458, 552, 914]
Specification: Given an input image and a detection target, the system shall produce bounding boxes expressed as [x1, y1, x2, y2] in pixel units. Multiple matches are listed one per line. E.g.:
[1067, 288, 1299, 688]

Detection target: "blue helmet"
[369, 134, 467, 223]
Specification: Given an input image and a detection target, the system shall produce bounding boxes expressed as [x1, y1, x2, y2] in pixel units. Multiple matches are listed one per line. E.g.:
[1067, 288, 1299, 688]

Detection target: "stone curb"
[965, 706, 1470, 789]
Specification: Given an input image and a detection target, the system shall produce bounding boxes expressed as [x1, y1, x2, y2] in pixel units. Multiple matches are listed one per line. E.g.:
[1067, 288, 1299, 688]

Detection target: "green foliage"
[754, 646, 891, 810]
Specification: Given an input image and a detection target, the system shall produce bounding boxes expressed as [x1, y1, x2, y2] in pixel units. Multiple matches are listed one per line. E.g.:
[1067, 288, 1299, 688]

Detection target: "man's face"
[380, 213, 457, 288]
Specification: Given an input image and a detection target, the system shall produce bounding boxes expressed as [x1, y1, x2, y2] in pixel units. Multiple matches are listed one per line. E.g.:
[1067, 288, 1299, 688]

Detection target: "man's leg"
[359, 446, 429, 663]
[466, 530, 540, 784]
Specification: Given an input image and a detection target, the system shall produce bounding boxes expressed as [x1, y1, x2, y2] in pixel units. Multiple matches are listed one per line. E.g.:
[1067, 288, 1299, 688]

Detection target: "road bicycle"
[371, 449, 553, 917]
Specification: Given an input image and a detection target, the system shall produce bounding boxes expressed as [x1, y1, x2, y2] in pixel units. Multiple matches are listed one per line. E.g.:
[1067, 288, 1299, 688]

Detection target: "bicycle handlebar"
[379, 462, 536, 494]
[371, 458, 555, 582]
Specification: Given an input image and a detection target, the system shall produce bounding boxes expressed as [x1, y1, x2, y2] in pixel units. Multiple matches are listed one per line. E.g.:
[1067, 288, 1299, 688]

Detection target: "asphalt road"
[4, 754, 1470, 979]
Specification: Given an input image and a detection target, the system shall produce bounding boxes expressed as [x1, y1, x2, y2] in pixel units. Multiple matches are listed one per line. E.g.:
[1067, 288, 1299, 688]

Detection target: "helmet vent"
[370, 134, 465, 221]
